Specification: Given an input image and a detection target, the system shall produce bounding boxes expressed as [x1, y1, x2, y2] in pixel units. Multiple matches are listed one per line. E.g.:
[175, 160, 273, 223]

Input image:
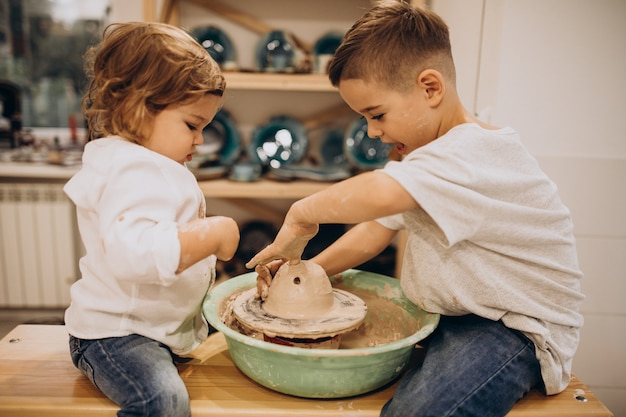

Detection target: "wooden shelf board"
[223, 72, 337, 92]
[198, 178, 332, 199]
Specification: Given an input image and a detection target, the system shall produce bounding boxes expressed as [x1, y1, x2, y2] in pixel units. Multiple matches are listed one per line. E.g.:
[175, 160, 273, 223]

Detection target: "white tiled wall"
[538, 158, 626, 416]
[480, 1, 626, 414]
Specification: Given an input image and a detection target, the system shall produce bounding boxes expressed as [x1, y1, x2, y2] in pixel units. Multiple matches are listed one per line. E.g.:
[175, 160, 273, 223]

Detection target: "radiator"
[0, 182, 79, 307]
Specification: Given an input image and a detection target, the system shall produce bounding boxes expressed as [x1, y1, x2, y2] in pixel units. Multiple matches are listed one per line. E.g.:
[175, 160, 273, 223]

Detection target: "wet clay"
[220, 282, 421, 349]
[335, 285, 421, 349]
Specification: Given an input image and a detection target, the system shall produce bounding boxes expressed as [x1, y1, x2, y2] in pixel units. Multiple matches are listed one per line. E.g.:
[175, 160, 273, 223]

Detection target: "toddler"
[64, 22, 239, 417]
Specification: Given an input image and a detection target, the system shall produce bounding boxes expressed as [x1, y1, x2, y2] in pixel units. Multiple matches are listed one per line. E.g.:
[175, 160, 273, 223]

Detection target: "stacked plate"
[189, 109, 242, 180]
[191, 25, 238, 71]
[343, 117, 394, 170]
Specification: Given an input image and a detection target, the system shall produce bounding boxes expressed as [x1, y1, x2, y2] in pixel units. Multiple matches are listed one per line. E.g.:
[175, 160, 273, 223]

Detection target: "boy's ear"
[416, 69, 445, 106]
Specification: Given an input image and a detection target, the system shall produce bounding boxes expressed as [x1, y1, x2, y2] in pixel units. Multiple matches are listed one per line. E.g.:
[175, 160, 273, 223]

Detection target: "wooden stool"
[0, 325, 614, 417]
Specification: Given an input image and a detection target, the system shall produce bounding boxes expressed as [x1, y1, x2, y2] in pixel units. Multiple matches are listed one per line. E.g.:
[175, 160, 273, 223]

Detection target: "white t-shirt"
[377, 123, 584, 395]
[64, 137, 216, 355]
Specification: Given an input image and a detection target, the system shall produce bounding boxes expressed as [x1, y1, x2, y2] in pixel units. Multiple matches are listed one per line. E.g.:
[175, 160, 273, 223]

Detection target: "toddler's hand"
[177, 217, 240, 274]
[255, 260, 284, 300]
[209, 216, 239, 261]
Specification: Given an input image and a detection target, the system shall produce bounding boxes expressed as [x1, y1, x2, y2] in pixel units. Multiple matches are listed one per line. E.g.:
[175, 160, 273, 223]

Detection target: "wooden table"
[0, 325, 614, 417]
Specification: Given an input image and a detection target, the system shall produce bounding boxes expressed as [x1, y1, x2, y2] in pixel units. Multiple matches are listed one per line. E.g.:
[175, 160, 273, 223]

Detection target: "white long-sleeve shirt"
[377, 123, 584, 395]
[64, 137, 216, 354]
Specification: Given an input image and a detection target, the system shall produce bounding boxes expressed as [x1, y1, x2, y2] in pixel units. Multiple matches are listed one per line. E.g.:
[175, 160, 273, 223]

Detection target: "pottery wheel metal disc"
[232, 288, 367, 339]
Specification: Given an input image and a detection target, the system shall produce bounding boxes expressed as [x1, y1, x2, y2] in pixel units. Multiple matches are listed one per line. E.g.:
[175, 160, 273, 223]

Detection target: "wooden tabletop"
[0, 325, 613, 417]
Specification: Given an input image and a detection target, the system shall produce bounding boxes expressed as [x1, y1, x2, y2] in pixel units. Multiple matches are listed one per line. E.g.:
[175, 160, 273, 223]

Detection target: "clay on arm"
[177, 216, 239, 273]
[291, 171, 416, 225]
[311, 220, 397, 277]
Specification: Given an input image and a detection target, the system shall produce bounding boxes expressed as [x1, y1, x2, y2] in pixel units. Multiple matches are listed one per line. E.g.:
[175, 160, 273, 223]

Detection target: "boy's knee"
[151, 383, 190, 417]
[122, 382, 190, 417]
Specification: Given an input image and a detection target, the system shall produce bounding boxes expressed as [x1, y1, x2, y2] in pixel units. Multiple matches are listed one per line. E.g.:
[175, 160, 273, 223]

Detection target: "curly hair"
[82, 22, 226, 142]
[328, 1, 455, 92]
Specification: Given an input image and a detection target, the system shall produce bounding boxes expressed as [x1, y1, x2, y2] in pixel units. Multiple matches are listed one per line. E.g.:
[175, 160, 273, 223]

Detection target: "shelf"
[198, 178, 332, 199]
[0, 162, 79, 181]
[0, 163, 334, 198]
[223, 72, 336, 92]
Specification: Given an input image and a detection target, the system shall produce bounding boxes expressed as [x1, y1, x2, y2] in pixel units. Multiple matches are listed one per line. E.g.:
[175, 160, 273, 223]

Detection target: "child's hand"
[255, 260, 283, 300]
[208, 216, 239, 261]
[177, 216, 240, 273]
[245, 220, 318, 269]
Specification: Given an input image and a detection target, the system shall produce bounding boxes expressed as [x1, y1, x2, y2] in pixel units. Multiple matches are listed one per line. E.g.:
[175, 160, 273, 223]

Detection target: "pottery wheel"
[232, 288, 367, 339]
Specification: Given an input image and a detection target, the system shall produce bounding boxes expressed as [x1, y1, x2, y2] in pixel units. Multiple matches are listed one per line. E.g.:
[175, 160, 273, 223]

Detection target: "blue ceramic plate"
[248, 115, 308, 168]
[312, 31, 343, 73]
[318, 127, 348, 167]
[190, 110, 241, 180]
[207, 109, 242, 166]
[344, 117, 393, 170]
[191, 25, 237, 70]
[313, 31, 344, 56]
[267, 165, 351, 182]
[255, 30, 295, 72]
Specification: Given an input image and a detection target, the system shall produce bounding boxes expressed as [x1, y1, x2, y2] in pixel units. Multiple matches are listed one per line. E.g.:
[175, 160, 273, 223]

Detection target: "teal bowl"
[202, 269, 439, 399]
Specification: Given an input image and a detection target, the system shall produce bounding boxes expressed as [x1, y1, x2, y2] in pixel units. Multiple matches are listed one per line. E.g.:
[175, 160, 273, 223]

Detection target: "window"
[0, 0, 109, 130]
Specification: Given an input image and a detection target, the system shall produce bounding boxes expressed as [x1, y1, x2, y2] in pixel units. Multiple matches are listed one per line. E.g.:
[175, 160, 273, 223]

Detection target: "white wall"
[474, 1, 626, 415]
[109, 0, 143, 22]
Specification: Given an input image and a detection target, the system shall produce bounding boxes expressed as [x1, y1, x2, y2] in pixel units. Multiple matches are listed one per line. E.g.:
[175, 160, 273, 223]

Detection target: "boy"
[246, 2, 584, 416]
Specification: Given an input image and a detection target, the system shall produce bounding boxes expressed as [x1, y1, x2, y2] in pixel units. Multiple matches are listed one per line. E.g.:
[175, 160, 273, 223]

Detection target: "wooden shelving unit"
[198, 178, 331, 199]
[142, 0, 347, 202]
[222, 72, 335, 92]
[144, 0, 339, 93]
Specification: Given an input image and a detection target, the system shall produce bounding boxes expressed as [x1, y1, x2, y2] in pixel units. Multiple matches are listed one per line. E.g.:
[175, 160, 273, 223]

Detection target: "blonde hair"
[82, 22, 226, 142]
[328, 1, 455, 92]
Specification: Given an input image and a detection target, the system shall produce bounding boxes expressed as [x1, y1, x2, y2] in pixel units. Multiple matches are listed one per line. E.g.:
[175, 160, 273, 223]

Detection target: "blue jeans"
[69, 334, 190, 417]
[381, 315, 543, 417]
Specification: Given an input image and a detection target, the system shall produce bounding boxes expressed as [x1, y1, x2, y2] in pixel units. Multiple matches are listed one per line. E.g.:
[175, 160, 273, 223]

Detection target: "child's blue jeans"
[69, 333, 190, 417]
[381, 314, 543, 417]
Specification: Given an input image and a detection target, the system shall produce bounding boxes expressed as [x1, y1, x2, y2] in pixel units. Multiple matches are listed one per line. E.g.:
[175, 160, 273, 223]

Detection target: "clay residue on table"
[220, 284, 420, 349]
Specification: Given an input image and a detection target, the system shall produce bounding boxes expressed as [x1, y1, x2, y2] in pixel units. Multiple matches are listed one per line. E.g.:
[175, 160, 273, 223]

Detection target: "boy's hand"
[245, 221, 318, 268]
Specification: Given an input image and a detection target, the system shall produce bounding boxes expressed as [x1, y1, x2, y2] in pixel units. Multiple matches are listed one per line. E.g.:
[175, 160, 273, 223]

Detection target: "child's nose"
[367, 123, 382, 139]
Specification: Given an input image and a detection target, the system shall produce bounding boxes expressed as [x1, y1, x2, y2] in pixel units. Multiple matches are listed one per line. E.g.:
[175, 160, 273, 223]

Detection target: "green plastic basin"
[202, 269, 439, 398]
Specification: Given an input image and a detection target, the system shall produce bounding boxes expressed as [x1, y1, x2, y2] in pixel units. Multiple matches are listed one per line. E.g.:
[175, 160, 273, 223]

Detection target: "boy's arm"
[177, 216, 240, 273]
[293, 171, 416, 225]
[255, 221, 396, 300]
[246, 171, 415, 267]
[311, 220, 397, 276]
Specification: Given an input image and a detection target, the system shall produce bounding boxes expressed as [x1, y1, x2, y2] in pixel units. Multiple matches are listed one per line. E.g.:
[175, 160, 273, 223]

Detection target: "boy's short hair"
[328, 1, 455, 92]
[83, 22, 225, 142]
